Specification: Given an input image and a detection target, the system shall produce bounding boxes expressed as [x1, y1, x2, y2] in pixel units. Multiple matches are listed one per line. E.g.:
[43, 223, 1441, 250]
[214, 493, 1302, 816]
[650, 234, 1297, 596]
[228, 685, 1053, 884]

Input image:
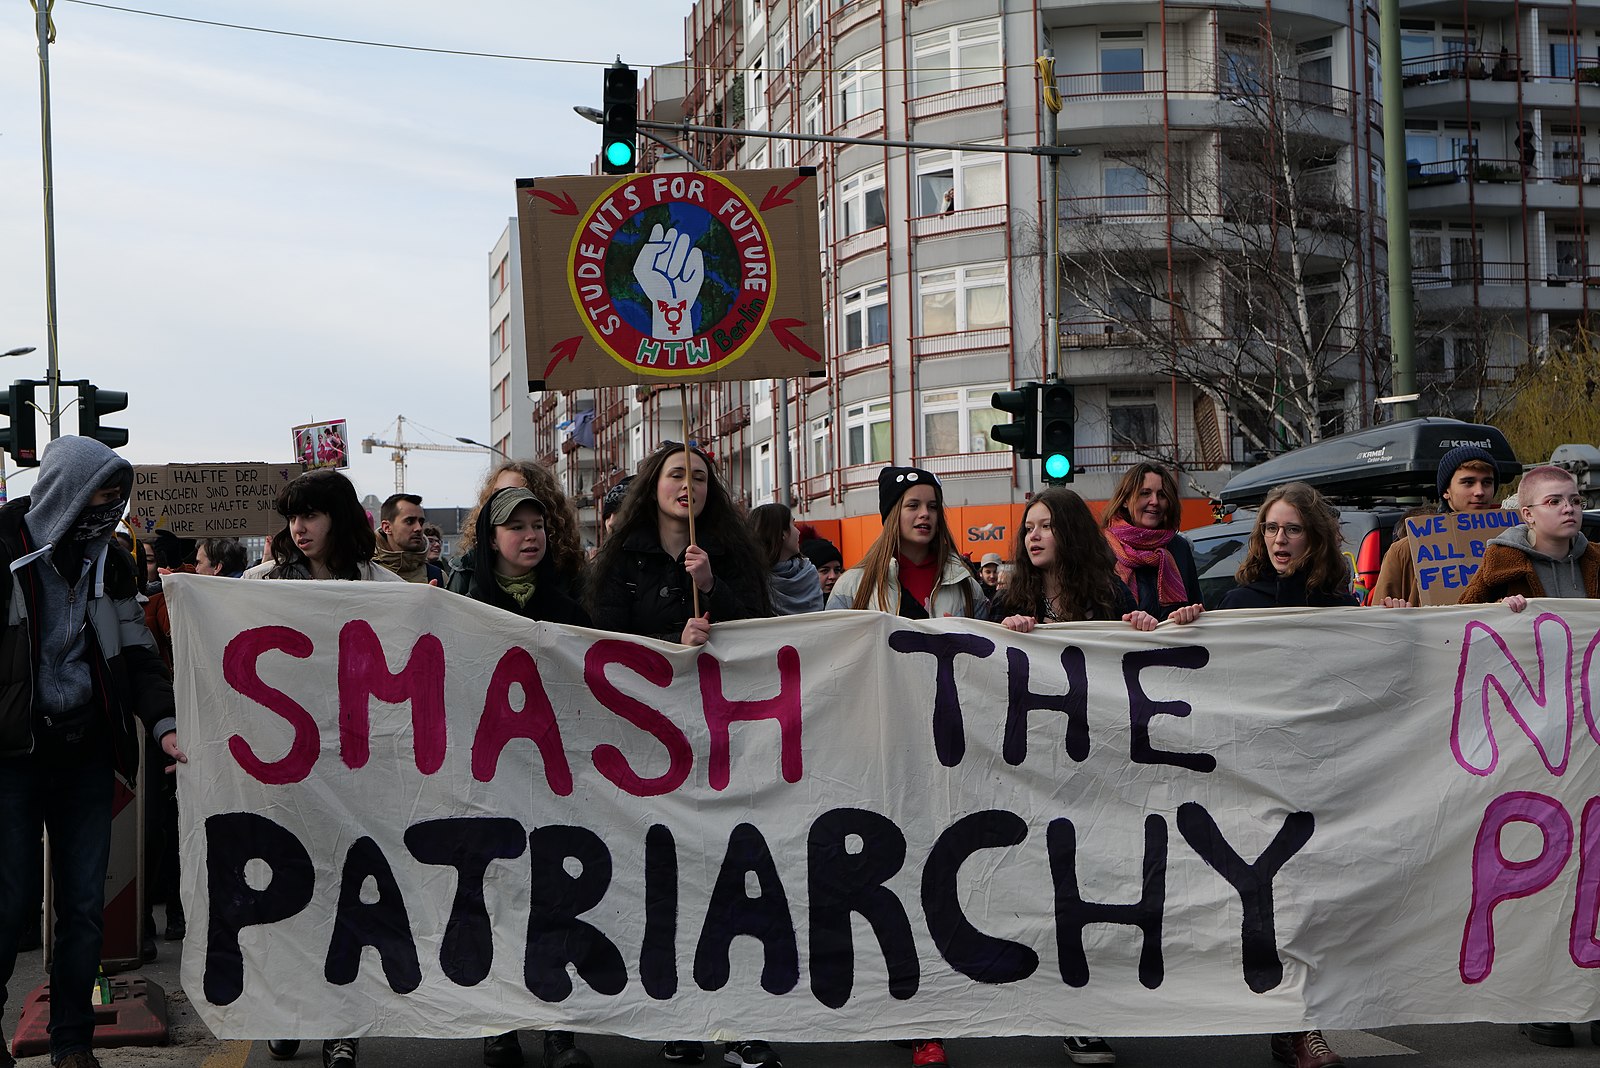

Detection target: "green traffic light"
[1045, 453, 1072, 479]
[605, 140, 635, 168]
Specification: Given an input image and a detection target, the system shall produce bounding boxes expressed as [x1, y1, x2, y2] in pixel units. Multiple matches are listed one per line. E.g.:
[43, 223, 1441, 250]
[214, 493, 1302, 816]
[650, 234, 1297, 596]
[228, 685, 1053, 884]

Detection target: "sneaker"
[1063, 1036, 1116, 1065]
[543, 1031, 592, 1068]
[1520, 1023, 1574, 1048]
[724, 1040, 780, 1067]
[910, 1040, 947, 1067]
[1269, 1031, 1344, 1068]
[268, 1040, 301, 1060]
[52, 1054, 102, 1068]
[484, 1032, 524, 1067]
[322, 1039, 359, 1068]
[661, 1042, 706, 1064]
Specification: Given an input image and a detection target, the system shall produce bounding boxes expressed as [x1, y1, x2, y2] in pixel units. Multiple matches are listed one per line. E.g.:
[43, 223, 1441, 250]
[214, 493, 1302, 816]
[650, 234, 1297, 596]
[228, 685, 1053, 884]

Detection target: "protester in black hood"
[0, 436, 178, 1068]
[799, 536, 844, 600]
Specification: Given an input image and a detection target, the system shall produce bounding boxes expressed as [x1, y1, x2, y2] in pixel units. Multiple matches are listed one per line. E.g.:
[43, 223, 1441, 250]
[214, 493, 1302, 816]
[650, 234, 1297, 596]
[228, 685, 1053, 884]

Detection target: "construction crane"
[361, 415, 485, 493]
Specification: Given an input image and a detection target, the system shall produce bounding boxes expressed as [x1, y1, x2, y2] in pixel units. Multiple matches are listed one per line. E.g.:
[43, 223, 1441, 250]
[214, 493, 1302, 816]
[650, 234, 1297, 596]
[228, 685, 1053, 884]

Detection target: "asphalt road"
[6, 907, 1599, 1068]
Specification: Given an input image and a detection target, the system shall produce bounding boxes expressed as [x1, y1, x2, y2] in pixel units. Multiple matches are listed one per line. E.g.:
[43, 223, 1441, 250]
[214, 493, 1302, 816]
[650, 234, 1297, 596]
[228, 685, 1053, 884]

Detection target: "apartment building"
[491, 1, 1599, 550]
[1400, 0, 1600, 412]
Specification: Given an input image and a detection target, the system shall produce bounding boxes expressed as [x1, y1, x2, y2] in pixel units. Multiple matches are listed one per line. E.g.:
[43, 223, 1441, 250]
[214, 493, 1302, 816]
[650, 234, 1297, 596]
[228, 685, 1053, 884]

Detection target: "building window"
[839, 53, 883, 122]
[752, 441, 774, 504]
[1099, 31, 1145, 93]
[799, 0, 819, 39]
[916, 148, 1003, 214]
[809, 416, 832, 474]
[921, 385, 1007, 455]
[495, 374, 510, 415]
[845, 400, 892, 466]
[1102, 165, 1148, 213]
[911, 20, 1002, 98]
[840, 166, 886, 235]
[493, 316, 510, 353]
[917, 263, 1007, 335]
[491, 257, 509, 298]
[749, 51, 765, 107]
[1109, 391, 1159, 449]
[1550, 32, 1576, 80]
[1555, 231, 1587, 278]
[802, 93, 823, 136]
[842, 282, 889, 350]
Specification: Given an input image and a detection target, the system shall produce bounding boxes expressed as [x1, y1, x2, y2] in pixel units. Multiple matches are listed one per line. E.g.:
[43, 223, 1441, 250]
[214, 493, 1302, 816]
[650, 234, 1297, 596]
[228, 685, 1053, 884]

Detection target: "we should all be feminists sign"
[164, 576, 1600, 1041]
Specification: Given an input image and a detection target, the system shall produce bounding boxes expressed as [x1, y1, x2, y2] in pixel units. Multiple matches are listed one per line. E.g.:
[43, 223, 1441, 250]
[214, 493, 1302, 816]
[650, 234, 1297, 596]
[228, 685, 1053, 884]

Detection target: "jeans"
[0, 753, 115, 1061]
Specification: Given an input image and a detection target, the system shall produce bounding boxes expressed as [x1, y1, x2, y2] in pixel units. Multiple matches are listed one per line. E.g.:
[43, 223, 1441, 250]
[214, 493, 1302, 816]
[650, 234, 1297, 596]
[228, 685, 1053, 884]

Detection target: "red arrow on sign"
[543, 336, 583, 379]
[769, 319, 822, 362]
[760, 175, 809, 212]
[530, 189, 579, 216]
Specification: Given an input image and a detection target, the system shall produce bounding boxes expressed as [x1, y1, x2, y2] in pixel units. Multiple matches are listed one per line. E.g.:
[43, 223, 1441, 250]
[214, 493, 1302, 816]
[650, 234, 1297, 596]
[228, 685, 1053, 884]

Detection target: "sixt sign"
[968, 523, 1007, 543]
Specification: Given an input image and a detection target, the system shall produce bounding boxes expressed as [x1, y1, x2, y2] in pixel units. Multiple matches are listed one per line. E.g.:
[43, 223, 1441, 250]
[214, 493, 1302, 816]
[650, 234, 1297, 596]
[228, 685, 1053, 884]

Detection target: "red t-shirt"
[897, 553, 938, 611]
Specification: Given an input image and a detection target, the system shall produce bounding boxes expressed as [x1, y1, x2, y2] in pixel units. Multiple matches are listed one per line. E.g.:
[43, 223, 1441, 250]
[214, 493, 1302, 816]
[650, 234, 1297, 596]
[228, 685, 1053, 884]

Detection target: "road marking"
[200, 1040, 253, 1068]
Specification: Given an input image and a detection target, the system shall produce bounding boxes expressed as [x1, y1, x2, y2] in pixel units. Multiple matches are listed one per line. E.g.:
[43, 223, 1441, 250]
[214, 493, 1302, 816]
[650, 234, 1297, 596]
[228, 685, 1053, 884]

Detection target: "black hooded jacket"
[0, 437, 175, 783]
[589, 527, 768, 641]
[1218, 569, 1359, 609]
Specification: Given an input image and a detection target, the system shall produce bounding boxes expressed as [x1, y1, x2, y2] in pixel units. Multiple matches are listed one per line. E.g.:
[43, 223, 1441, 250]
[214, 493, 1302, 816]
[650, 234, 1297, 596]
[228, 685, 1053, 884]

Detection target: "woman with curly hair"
[1219, 482, 1356, 610]
[983, 488, 1143, 630]
[454, 460, 585, 598]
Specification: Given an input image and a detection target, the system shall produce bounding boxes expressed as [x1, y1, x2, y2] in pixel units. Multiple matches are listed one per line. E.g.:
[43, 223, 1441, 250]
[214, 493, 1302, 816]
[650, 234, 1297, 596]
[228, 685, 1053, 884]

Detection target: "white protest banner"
[165, 575, 1600, 1042]
[1404, 508, 1525, 605]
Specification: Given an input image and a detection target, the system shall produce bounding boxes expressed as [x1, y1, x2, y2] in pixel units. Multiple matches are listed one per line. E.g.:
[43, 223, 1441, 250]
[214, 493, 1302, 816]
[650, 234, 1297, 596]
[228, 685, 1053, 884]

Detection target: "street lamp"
[572, 105, 707, 170]
[3, 347, 37, 358]
[456, 436, 511, 461]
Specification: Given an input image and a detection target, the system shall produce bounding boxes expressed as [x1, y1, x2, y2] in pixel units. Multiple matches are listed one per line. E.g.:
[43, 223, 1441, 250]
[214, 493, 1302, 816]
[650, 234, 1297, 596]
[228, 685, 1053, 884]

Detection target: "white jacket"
[825, 554, 987, 618]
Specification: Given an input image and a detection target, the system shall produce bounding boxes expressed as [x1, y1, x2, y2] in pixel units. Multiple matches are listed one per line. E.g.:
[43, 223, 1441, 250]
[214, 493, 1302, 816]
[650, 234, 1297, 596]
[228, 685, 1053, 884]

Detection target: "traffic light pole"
[35, 1, 62, 440]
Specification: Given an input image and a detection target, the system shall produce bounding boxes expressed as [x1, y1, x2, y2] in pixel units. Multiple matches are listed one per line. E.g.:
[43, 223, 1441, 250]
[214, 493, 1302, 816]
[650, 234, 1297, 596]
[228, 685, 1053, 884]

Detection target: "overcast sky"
[0, 0, 684, 507]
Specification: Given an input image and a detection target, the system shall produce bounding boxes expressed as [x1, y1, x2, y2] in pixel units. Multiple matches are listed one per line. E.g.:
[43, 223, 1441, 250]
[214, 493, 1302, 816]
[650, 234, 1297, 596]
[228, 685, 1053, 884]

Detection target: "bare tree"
[1057, 38, 1383, 456]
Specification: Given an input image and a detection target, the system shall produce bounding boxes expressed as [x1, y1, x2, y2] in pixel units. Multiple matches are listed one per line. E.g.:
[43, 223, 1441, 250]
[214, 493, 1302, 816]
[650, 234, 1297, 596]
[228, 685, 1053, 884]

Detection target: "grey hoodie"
[21, 436, 135, 720]
[1485, 524, 1592, 599]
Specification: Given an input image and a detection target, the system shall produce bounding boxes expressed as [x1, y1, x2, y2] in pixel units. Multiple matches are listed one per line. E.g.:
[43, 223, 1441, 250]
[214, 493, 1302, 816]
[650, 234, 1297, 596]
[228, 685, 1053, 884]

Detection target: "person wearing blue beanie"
[1371, 445, 1504, 605]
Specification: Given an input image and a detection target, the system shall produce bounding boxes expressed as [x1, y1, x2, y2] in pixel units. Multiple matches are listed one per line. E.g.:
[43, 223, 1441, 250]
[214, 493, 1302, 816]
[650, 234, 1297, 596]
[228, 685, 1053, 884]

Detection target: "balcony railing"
[907, 81, 1004, 121]
[1413, 261, 1528, 289]
[1064, 193, 1170, 224]
[839, 342, 889, 377]
[910, 202, 1008, 239]
[912, 326, 1011, 358]
[715, 403, 751, 437]
[1056, 70, 1349, 113]
[829, 0, 880, 38]
[911, 451, 1014, 478]
[1399, 50, 1600, 87]
[836, 225, 887, 262]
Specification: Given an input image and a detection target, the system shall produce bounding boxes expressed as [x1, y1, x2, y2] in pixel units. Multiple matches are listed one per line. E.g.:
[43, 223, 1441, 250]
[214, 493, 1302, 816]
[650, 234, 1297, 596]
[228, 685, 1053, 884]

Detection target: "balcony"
[1413, 261, 1593, 314]
[912, 326, 1011, 359]
[830, 0, 879, 39]
[839, 342, 889, 378]
[1056, 69, 1352, 138]
[715, 403, 752, 437]
[911, 451, 1013, 478]
[908, 81, 1004, 122]
[911, 203, 1007, 240]
[1401, 52, 1600, 117]
[836, 225, 887, 263]
[1407, 156, 1600, 218]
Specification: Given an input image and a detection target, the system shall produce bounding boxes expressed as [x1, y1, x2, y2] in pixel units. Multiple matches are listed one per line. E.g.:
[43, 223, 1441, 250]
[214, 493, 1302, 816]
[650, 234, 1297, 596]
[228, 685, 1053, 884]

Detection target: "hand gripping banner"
[163, 575, 1600, 1041]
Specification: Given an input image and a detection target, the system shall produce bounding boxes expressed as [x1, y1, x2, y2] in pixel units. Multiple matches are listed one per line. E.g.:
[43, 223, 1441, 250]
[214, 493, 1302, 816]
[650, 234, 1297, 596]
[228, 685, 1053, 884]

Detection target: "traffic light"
[1039, 381, 1076, 484]
[601, 60, 638, 175]
[78, 382, 130, 449]
[0, 380, 39, 467]
[990, 382, 1040, 458]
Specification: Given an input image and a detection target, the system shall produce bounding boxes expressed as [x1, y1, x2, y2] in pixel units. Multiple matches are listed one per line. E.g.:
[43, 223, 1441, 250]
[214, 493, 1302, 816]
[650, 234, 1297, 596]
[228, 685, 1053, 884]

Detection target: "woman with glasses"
[1218, 482, 1357, 610]
[1216, 480, 1352, 1068]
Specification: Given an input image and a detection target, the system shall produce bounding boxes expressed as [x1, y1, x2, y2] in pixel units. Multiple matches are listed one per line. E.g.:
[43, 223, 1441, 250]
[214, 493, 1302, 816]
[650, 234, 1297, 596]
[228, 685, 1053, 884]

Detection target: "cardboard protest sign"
[166, 578, 1600, 1041]
[293, 420, 349, 470]
[1405, 509, 1523, 605]
[132, 464, 297, 537]
[516, 169, 824, 391]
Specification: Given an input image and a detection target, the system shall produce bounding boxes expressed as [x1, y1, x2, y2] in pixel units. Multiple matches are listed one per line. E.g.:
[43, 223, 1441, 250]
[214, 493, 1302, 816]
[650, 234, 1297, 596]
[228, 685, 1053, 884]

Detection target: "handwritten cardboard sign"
[1406, 509, 1523, 605]
[132, 463, 298, 537]
[516, 168, 825, 391]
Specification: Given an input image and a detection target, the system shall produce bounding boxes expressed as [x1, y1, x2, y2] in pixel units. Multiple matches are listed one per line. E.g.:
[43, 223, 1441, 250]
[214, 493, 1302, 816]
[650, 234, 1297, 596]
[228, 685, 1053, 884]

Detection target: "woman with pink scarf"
[1099, 462, 1204, 623]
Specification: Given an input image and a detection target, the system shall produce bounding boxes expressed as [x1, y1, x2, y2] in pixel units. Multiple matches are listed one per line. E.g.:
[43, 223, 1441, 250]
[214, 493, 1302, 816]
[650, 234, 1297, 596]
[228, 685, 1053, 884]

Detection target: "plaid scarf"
[1105, 519, 1187, 606]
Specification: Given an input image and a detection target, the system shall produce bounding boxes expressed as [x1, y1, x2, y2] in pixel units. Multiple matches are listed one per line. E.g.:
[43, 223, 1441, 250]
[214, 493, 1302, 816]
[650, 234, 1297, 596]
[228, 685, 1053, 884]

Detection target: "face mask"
[69, 499, 126, 545]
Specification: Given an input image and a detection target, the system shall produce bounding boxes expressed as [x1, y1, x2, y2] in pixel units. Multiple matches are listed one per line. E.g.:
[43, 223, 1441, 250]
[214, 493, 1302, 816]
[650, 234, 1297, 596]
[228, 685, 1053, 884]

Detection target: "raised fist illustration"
[633, 223, 706, 340]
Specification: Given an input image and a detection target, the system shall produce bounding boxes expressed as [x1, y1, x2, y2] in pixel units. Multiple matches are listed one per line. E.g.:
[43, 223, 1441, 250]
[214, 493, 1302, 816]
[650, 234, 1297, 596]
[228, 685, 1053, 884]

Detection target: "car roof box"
[1218, 418, 1520, 506]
